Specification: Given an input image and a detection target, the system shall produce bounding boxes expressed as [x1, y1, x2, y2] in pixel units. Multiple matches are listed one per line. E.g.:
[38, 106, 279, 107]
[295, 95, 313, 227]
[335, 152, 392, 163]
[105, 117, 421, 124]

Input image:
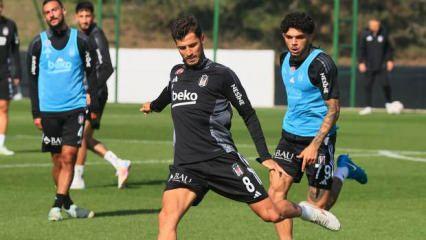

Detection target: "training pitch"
[0, 101, 425, 240]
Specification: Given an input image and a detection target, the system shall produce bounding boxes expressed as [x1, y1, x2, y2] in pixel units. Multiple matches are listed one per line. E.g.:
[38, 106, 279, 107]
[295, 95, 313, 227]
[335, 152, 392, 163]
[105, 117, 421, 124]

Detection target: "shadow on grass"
[13, 149, 41, 154]
[95, 208, 160, 218]
[93, 179, 166, 189]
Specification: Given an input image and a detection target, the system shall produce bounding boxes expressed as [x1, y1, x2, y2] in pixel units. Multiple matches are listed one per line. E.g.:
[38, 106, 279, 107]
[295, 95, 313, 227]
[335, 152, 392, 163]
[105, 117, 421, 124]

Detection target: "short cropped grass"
[1, 100, 425, 240]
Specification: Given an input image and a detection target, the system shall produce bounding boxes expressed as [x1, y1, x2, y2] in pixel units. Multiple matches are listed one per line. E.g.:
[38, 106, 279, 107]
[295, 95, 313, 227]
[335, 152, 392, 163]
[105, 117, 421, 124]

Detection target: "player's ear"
[200, 33, 205, 43]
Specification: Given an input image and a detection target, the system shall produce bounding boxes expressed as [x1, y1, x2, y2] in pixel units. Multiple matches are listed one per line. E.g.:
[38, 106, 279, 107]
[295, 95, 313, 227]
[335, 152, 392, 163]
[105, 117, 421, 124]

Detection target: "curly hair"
[280, 12, 315, 35]
[170, 15, 203, 41]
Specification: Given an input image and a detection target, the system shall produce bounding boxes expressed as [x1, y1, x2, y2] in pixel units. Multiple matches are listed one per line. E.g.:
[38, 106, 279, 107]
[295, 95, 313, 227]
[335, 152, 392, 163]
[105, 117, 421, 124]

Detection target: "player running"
[140, 15, 341, 240]
[270, 12, 368, 239]
[28, 0, 97, 221]
[0, 0, 21, 155]
[71, 1, 131, 190]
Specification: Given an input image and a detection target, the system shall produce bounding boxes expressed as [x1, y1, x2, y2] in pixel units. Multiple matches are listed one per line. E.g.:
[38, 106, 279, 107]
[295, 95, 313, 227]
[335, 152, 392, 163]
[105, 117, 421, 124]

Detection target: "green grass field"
[1, 100, 425, 240]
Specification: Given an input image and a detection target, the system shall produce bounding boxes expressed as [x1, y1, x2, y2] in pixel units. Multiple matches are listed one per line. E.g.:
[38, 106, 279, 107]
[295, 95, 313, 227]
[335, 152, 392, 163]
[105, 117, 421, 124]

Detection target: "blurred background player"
[71, 1, 131, 190]
[0, 0, 21, 155]
[358, 17, 395, 115]
[270, 12, 368, 239]
[28, 0, 98, 221]
[141, 15, 341, 239]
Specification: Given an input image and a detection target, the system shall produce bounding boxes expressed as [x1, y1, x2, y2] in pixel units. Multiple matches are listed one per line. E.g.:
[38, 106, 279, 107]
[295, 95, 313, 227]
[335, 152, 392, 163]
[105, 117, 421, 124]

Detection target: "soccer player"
[0, 0, 21, 155]
[28, 0, 97, 221]
[140, 15, 341, 240]
[270, 12, 368, 239]
[71, 1, 131, 190]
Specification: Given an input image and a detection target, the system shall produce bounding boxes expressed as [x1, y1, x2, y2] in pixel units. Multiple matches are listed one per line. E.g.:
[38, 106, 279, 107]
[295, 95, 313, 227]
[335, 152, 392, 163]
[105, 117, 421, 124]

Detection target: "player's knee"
[260, 209, 281, 223]
[158, 208, 180, 226]
[0, 104, 8, 114]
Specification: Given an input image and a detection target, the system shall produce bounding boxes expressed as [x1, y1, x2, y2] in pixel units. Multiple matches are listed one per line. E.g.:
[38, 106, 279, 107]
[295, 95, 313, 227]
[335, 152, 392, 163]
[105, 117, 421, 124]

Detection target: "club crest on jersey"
[175, 68, 184, 75]
[232, 163, 244, 177]
[198, 74, 208, 87]
[2, 27, 9, 36]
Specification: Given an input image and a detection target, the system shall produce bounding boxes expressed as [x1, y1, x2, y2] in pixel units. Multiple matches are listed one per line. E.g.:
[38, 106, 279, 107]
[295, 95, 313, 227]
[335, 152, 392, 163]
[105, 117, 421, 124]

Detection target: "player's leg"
[158, 188, 197, 240]
[206, 153, 340, 231]
[71, 119, 91, 189]
[269, 135, 303, 239]
[327, 154, 368, 209]
[0, 99, 13, 155]
[250, 169, 340, 231]
[269, 173, 295, 240]
[360, 71, 374, 115]
[159, 165, 207, 239]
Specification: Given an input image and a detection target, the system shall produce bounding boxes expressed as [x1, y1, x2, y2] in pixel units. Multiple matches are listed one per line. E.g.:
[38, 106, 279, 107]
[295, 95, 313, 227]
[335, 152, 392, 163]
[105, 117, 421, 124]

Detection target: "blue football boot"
[337, 154, 368, 184]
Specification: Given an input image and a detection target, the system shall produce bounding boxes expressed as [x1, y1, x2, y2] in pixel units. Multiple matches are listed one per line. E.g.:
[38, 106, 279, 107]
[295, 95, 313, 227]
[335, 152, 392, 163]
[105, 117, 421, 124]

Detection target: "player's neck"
[50, 23, 69, 36]
[290, 45, 312, 67]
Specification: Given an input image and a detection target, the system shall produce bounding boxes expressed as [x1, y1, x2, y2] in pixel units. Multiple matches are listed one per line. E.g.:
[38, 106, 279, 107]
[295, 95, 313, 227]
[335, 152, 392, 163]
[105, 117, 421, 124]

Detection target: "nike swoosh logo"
[346, 162, 358, 171]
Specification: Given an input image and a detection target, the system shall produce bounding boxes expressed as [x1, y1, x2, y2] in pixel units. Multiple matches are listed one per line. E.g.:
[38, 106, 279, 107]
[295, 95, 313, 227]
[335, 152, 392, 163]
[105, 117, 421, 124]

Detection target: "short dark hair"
[170, 15, 203, 41]
[280, 12, 315, 35]
[76, 1, 94, 13]
[42, 0, 64, 8]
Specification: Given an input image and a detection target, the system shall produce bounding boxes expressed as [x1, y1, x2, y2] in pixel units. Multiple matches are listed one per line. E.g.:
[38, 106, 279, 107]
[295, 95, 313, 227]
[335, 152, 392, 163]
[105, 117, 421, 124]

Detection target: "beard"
[49, 17, 66, 31]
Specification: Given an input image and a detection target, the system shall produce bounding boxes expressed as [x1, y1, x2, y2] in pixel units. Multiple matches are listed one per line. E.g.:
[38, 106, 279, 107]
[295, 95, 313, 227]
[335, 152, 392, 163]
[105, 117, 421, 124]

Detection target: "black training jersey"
[359, 27, 394, 71]
[151, 58, 271, 166]
[280, 47, 339, 100]
[0, 16, 21, 79]
[85, 23, 113, 94]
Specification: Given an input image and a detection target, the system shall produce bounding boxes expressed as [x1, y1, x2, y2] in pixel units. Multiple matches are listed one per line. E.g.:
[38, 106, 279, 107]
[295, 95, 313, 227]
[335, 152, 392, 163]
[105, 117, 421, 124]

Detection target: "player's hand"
[297, 144, 319, 172]
[139, 102, 152, 114]
[90, 112, 98, 120]
[262, 159, 286, 176]
[13, 78, 20, 86]
[386, 61, 394, 72]
[358, 63, 367, 73]
[33, 118, 42, 130]
[86, 94, 91, 105]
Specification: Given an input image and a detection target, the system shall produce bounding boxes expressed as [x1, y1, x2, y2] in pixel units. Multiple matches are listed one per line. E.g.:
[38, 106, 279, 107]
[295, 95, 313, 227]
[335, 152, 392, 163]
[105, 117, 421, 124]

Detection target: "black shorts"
[273, 131, 336, 190]
[0, 77, 13, 100]
[86, 92, 108, 130]
[41, 109, 86, 153]
[165, 152, 268, 206]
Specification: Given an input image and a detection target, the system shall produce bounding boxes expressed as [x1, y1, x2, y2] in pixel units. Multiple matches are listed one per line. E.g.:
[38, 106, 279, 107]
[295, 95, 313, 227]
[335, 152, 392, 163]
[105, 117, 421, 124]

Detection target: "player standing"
[140, 15, 341, 240]
[28, 0, 97, 221]
[71, 1, 131, 190]
[0, 0, 21, 155]
[270, 12, 368, 239]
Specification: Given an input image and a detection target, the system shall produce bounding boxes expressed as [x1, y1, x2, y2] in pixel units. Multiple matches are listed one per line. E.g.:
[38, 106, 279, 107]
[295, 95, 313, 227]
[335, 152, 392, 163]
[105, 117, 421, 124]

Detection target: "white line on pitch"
[11, 134, 426, 155]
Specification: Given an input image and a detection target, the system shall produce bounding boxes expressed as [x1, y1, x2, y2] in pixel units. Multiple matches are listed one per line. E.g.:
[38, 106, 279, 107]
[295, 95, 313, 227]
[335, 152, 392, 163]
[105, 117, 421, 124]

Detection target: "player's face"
[368, 20, 381, 33]
[43, 1, 65, 28]
[176, 32, 205, 66]
[76, 10, 94, 31]
[283, 28, 311, 57]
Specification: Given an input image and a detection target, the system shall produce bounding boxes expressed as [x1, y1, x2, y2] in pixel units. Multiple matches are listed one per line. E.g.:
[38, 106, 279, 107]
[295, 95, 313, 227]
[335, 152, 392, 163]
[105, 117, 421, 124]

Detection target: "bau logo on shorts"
[169, 172, 193, 185]
[43, 136, 62, 146]
[274, 150, 294, 162]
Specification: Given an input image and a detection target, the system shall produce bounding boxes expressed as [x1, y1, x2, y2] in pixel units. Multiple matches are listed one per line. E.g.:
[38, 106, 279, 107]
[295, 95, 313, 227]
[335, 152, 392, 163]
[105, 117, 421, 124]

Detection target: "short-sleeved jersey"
[151, 58, 271, 166]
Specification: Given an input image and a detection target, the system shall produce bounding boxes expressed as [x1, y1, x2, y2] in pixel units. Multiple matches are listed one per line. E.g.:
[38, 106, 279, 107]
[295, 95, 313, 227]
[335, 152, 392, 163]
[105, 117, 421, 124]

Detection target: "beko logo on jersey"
[320, 72, 329, 94]
[171, 90, 198, 108]
[48, 58, 72, 73]
[231, 84, 245, 106]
